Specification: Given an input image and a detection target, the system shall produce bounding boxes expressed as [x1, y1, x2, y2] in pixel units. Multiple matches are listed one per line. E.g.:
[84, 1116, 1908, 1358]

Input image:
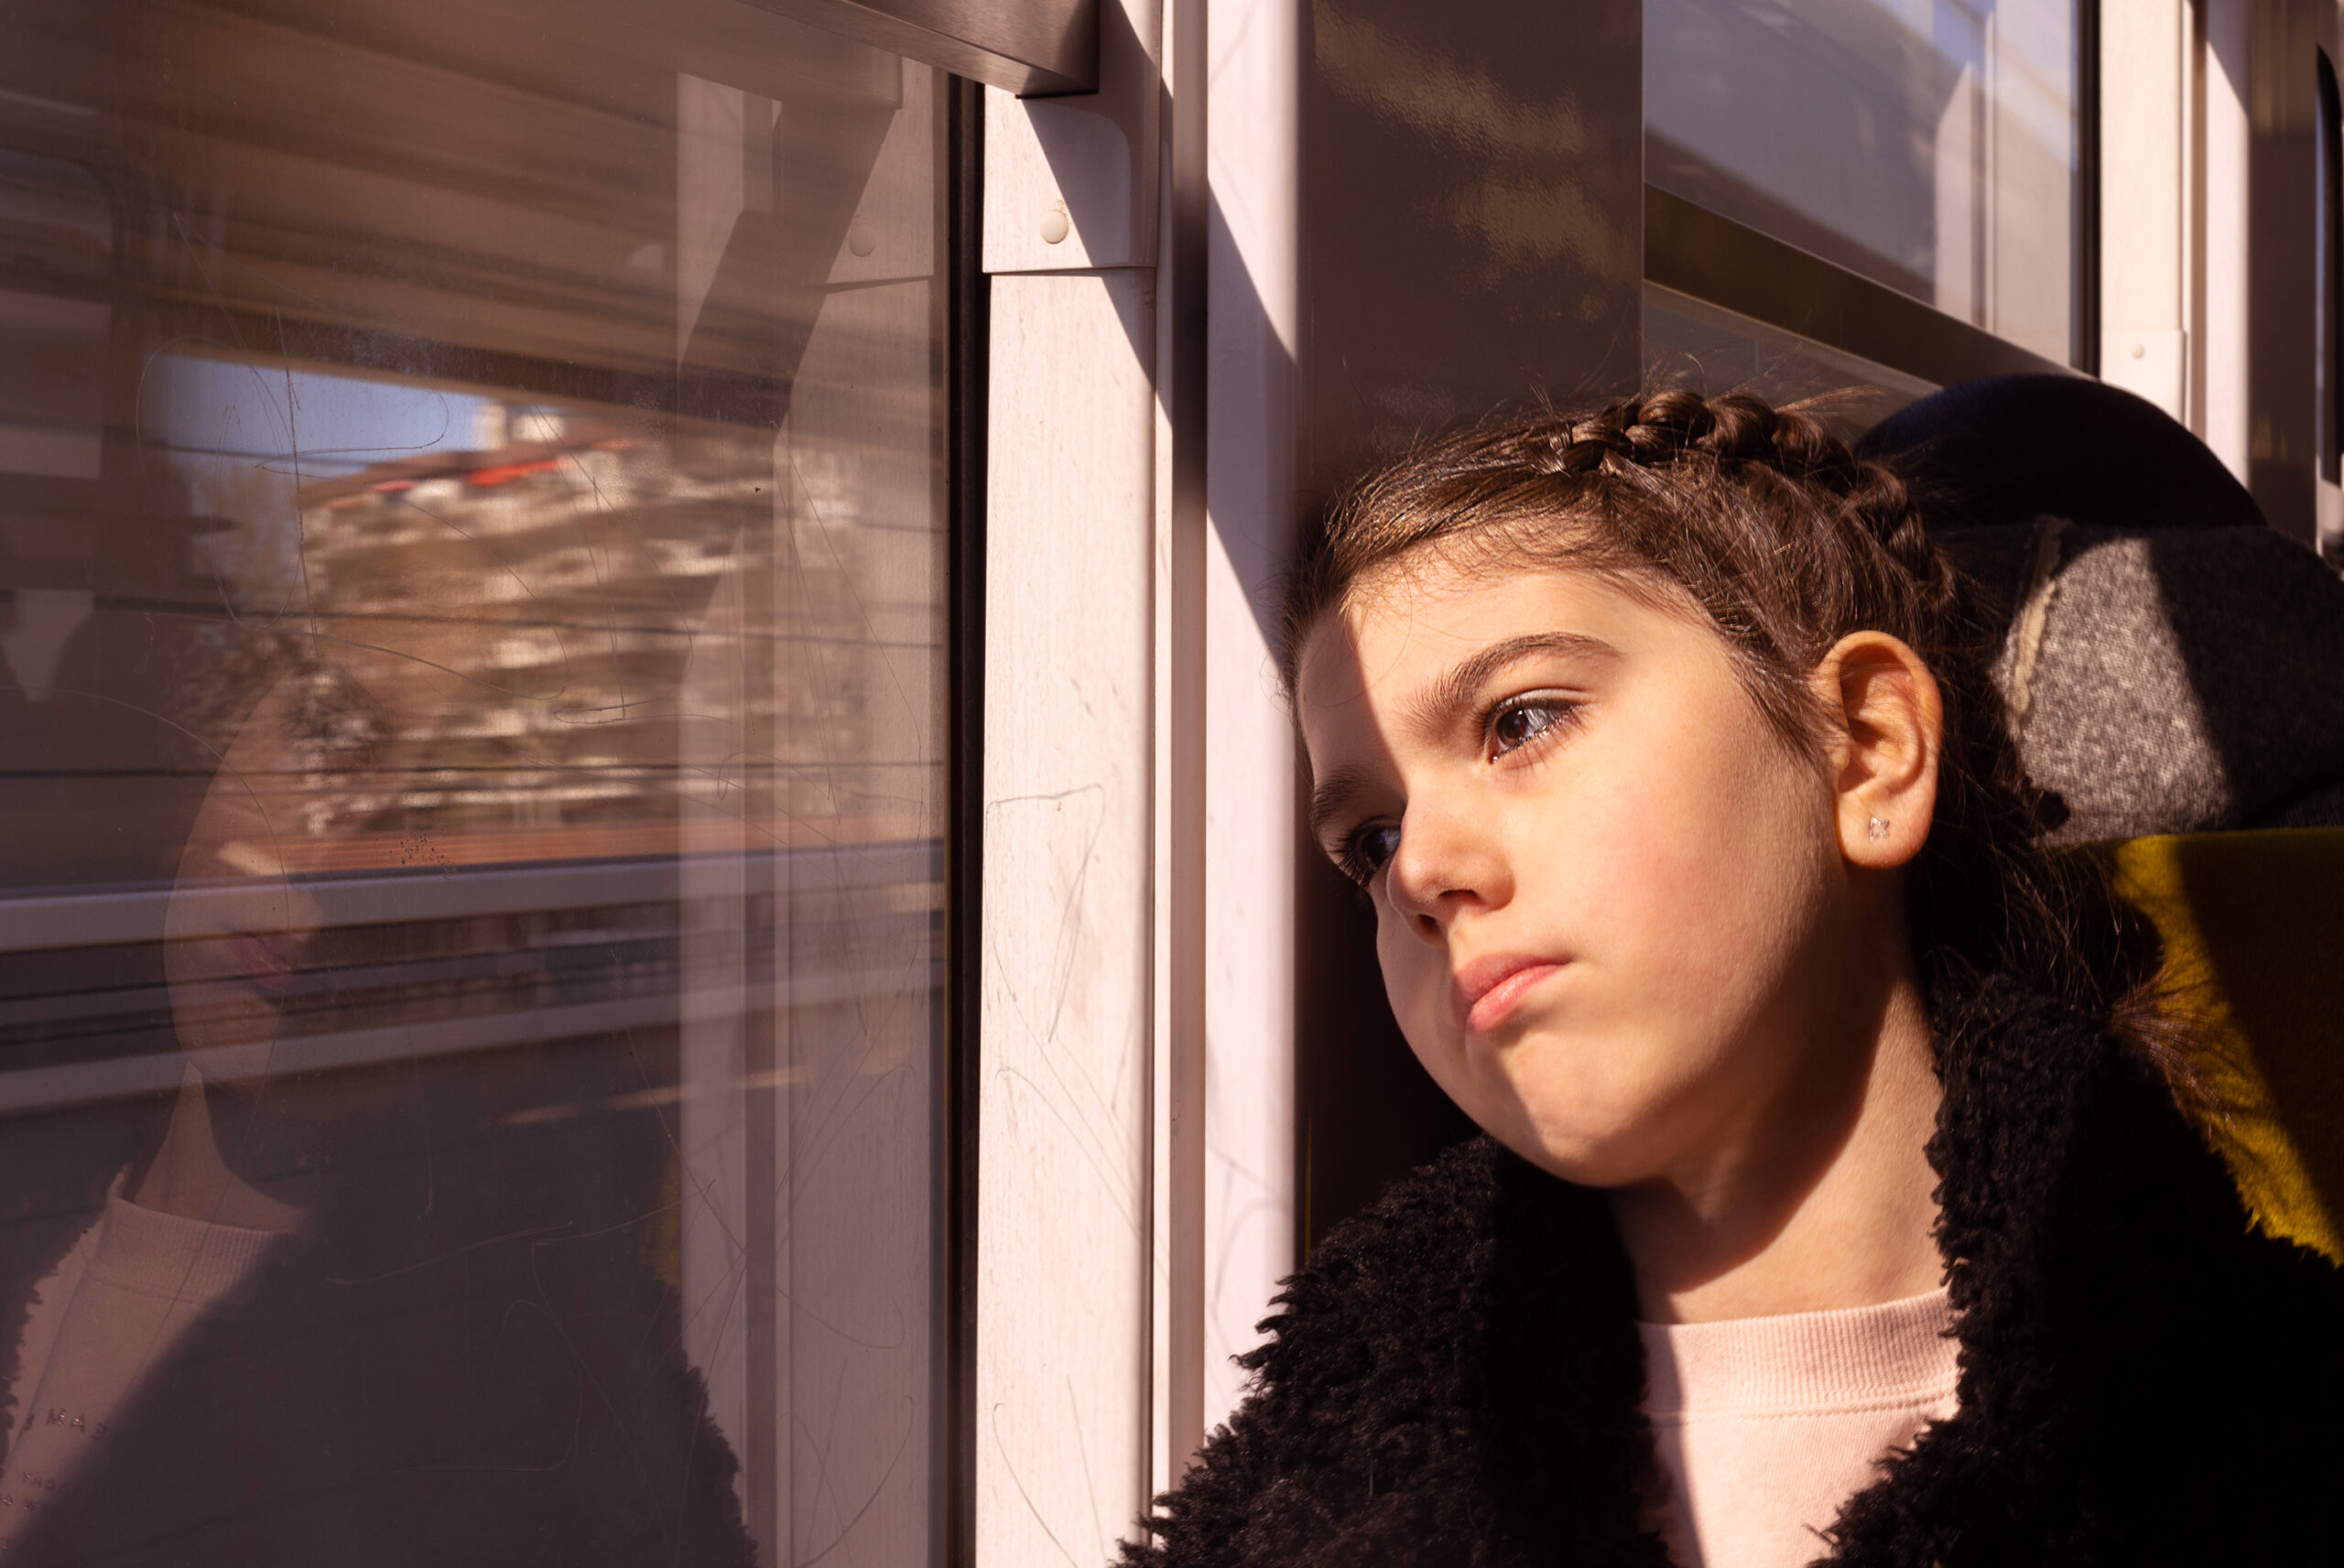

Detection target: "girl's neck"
[128, 1075, 310, 1234]
[1612, 976, 1945, 1325]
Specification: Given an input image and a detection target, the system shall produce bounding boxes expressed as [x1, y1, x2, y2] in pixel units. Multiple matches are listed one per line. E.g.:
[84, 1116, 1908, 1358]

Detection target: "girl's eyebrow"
[1405, 631, 1619, 740]
[1306, 632, 1619, 844]
[1308, 763, 1380, 843]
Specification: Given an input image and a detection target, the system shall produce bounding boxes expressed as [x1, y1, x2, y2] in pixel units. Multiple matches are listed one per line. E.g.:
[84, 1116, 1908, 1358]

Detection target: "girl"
[1125, 390, 2343, 1565]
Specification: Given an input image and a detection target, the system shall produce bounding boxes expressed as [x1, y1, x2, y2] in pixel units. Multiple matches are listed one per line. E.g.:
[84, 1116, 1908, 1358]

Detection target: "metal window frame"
[942, 69, 988, 1568]
[1643, 186, 2077, 389]
[1642, 0, 2103, 393]
[2076, 0, 2104, 377]
[2317, 38, 2344, 557]
[744, 0, 1097, 93]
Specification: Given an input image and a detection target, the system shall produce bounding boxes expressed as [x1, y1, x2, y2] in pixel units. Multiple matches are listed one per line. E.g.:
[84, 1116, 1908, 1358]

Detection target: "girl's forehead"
[1334, 553, 1554, 652]
[1302, 568, 1573, 717]
[1329, 557, 1681, 664]
[1295, 560, 1737, 745]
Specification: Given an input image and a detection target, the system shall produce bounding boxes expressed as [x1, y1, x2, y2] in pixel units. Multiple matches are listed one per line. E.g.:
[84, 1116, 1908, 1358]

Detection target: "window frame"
[1639, 0, 2104, 390]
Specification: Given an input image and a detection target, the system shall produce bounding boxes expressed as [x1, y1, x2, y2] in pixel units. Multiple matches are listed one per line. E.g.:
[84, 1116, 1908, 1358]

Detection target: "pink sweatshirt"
[1637, 1288, 1959, 1568]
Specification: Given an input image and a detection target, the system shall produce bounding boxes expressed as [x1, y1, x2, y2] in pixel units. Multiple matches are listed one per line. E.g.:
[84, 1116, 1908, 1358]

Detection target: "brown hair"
[1282, 387, 2154, 1024]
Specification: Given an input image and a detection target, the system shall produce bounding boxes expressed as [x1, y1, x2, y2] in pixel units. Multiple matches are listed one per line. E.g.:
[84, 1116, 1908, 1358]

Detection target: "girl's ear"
[1812, 632, 1942, 870]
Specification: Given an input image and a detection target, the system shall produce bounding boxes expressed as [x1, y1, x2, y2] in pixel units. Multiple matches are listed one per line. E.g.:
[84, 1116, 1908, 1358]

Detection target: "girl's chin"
[180, 1036, 289, 1086]
[1485, 1087, 1677, 1187]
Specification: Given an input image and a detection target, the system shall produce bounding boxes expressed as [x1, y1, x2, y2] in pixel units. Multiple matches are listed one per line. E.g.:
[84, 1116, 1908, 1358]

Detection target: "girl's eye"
[1339, 821, 1402, 885]
[1488, 697, 1573, 758]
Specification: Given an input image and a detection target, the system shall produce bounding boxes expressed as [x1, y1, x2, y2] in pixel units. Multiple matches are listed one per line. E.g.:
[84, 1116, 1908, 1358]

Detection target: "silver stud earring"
[1866, 816, 1891, 842]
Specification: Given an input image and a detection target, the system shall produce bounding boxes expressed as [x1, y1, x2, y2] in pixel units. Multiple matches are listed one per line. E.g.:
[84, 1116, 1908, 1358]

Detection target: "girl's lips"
[1453, 954, 1567, 1034]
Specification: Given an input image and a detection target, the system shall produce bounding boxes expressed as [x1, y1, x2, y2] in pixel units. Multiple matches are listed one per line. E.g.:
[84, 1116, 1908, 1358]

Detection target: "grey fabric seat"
[1942, 520, 2344, 843]
[1861, 375, 2344, 845]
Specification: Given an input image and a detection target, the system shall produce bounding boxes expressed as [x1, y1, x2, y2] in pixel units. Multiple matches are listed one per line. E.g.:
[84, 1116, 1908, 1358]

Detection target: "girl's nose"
[1384, 805, 1508, 941]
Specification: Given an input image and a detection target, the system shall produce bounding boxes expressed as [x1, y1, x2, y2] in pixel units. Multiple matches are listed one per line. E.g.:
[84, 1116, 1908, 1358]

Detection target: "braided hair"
[1282, 387, 2154, 1032]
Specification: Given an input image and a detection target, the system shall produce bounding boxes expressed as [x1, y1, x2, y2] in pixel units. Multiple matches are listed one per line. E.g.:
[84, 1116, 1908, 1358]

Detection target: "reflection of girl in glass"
[0, 635, 754, 1568]
[1129, 391, 2342, 1565]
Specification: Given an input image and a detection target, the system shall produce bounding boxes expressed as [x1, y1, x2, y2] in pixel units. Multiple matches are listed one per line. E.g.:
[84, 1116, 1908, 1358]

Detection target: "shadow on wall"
[1023, 0, 1653, 1257]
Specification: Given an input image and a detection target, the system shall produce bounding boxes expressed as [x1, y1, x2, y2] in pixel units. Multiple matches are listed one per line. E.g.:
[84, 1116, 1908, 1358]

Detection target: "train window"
[0, 2, 953, 1563]
[1646, 0, 2084, 368]
[1644, 281, 1937, 422]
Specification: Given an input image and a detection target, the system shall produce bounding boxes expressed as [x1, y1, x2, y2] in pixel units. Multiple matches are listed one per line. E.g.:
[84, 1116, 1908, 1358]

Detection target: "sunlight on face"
[1297, 557, 1860, 1191]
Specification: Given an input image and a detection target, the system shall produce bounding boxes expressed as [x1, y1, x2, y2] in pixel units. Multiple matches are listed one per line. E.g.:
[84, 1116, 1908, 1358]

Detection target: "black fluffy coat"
[1126, 977, 2344, 1565]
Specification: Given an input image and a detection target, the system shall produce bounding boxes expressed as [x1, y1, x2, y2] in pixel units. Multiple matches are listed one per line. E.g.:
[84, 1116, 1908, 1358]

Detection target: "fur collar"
[1129, 977, 2344, 1565]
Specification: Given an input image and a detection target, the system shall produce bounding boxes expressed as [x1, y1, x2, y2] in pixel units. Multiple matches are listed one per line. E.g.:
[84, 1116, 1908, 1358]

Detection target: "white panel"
[978, 269, 1156, 1564]
[2102, 328, 2187, 418]
[982, 0, 1162, 272]
[1199, 0, 1298, 1443]
[829, 60, 936, 285]
[2100, 0, 2187, 421]
[2202, 0, 2252, 475]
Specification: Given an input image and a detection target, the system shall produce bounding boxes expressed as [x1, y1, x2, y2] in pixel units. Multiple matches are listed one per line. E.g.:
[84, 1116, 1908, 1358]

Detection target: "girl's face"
[162, 664, 414, 1160]
[164, 676, 334, 1076]
[1297, 555, 1886, 1192]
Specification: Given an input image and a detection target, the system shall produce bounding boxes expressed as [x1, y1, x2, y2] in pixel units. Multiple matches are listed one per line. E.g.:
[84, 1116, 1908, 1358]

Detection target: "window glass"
[1644, 282, 1937, 429]
[0, 3, 947, 1563]
[1646, 0, 2080, 365]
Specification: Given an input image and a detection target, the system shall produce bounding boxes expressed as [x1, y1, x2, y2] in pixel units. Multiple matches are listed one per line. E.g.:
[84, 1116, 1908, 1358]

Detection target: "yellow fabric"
[2107, 830, 2344, 1262]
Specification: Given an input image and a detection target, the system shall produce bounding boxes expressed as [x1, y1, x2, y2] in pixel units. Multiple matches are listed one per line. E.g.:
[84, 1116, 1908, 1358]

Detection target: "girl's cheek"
[1375, 927, 1445, 1041]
